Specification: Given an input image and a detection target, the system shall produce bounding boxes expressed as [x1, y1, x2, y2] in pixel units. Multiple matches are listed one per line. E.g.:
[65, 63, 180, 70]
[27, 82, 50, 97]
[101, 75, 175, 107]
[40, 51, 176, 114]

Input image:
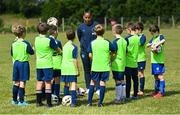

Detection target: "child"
[35, 22, 60, 107]
[87, 24, 115, 107]
[61, 28, 80, 107]
[111, 24, 127, 103]
[147, 25, 166, 98]
[125, 22, 140, 99]
[136, 22, 146, 96]
[11, 24, 34, 106]
[48, 25, 62, 103]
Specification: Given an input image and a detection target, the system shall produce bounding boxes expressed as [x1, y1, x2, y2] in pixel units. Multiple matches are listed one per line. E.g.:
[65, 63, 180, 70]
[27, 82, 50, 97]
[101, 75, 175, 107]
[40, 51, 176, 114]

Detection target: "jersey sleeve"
[49, 37, 58, 50]
[140, 35, 146, 46]
[112, 39, 118, 52]
[57, 40, 62, 50]
[72, 44, 78, 59]
[160, 35, 165, 41]
[148, 38, 153, 44]
[108, 40, 116, 52]
[23, 41, 34, 55]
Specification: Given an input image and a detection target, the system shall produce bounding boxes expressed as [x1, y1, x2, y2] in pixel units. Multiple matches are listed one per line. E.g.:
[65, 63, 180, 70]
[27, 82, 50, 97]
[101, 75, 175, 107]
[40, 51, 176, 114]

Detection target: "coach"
[77, 11, 98, 93]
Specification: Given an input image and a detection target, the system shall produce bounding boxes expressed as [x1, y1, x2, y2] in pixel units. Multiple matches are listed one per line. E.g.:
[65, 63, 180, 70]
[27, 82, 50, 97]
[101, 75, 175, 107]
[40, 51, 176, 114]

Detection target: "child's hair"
[127, 22, 136, 31]
[48, 25, 58, 35]
[136, 22, 144, 31]
[37, 22, 49, 34]
[12, 24, 26, 37]
[114, 24, 123, 34]
[94, 24, 104, 36]
[149, 25, 160, 33]
[66, 28, 75, 40]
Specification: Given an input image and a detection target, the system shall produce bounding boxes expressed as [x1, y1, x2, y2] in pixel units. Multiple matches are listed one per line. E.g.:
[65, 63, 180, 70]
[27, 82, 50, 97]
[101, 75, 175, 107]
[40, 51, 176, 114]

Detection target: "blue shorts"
[125, 67, 138, 77]
[112, 71, 124, 81]
[152, 63, 165, 75]
[138, 61, 146, 71]
[36, 68, 53, 81]
[61, 75, 77, 82]
[53, 69, 61, 78]
[91, 71, 109, 82]
[13, 61, 30, 81]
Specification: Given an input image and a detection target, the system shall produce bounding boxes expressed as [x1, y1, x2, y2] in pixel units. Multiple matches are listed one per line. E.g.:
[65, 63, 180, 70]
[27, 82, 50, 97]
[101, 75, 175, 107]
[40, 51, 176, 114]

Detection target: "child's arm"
[89, 53, 92, 60]
[146, 38, 153, 48]
[73, 59, 80, 76]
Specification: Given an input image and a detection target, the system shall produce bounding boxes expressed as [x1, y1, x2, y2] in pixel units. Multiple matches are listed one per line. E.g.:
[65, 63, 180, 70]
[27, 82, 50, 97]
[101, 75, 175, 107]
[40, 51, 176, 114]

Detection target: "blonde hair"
[94, 24, 104, 36]
[12, 24, 26, 37]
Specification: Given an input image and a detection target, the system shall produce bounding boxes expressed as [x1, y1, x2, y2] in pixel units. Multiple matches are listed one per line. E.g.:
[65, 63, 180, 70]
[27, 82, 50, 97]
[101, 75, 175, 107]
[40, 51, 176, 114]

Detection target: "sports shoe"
[11, 100, 18, 105]
[95, 90, 100, 96]
[87, 103, 92, 107]
[98, 103, 103, 107]
[151, 92, 158, 97]
[18, 101, 29, 106]
[153, 93, 163, 99]
[137, 91, 144, 96]
[114, 99, 121, 104]
[130, 96, 139, 100]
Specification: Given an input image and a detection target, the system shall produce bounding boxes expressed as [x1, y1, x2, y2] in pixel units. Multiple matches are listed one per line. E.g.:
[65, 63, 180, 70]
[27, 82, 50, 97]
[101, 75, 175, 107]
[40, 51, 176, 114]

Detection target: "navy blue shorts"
[13, 61, 30, 81]
[152, 63, 165, 75]
[61, 75, 77, 82]
[91, 71, 109, 82]
[112, 71, 124, 81]
[36, 68, 53, 81]
[125, 67, 138, 77]
[138, 61, 146, 71]
[53, 69, 61, 77]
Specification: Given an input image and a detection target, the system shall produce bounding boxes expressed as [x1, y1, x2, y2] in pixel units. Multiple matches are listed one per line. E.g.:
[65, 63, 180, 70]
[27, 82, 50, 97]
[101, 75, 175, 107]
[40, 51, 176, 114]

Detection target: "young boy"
[111, 24, 127, 103]
[11, 24, 34, 106]
[136, 22, 146, 96]
[35, 22, 60, 107]
[147, 25, 166, 98]
[48, 25, 62, 103]
[125, 22, 140, 99]
[61, 28, 80, 107]
[87, 24, 115, 107]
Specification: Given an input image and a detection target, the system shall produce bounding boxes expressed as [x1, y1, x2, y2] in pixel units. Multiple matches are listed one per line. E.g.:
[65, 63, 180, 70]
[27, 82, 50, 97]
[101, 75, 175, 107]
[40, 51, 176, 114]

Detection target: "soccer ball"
[77, 87, 86, 96]
[47, 17, 58, 26]
[151, 44, 162, 53]
[62, 95, 72, 106]
[51, 94, 59, 105]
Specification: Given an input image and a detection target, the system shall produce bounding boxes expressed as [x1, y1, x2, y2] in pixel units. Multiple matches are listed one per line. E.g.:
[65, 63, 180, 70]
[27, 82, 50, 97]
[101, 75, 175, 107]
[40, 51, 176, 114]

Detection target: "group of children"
[10, 20, 166, 107]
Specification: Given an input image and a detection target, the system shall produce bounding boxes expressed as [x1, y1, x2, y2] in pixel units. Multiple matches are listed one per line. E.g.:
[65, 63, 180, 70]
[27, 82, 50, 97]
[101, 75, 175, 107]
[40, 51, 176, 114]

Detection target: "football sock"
[36, 90, 42, 104]
[18, 87, 25, 103]
[155, 79, 160, 93]
[88, 85, 95, 104]
[54, 84, 60, 97]
[160, 80, 165, 95]
[140, 77, 145, 92]
[115, 83, 121, 100]
[64, 86, 69, 96]
[99, 86, 105, 105]
[133, 76, 138, 97]
[70, 90, 77, 105]
[45, 89, 52, 106]
[126, 76, 131, 98]
[121, 83, 126, 99]
[12, 85, 19, 102]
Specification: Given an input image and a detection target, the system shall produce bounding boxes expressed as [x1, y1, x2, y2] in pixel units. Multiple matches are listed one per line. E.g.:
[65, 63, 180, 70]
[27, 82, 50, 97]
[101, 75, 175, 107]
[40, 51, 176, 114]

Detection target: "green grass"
[0, 29, 180, 114]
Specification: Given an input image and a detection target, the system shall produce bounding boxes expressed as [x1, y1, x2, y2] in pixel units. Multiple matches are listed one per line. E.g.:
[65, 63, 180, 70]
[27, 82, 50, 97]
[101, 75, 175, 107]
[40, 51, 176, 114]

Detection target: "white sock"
[121, 84, 126, 99]
[115, 85, 121, 100]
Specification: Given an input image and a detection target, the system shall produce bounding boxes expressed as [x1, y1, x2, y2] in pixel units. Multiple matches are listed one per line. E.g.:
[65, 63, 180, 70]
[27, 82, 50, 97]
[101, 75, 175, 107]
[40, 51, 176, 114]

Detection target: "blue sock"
[64, 86, 69, 96]
[70, 90, 77, 105]
[54, 84, 60, 97]
[160, 80, 165, 95]
[155, 79, 160, 93]
[88, 85, 95, 104]
[12, 85, 19, 102]
[18, 87, 25, 103]
[52, 83, 55, 94]
[140, 77, 145, 92]
[99, 86, 105, 105]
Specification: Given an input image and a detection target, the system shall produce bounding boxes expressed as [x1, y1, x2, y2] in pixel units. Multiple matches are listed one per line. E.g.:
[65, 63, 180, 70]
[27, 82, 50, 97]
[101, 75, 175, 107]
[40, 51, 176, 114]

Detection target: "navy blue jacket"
[77, 20, 98, 52]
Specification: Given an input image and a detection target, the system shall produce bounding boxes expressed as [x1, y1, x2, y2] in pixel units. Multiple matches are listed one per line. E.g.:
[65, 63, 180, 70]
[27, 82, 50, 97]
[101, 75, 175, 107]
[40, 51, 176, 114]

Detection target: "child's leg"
[36, 81, 44, 105]
[138, 70, 145, 92]
[121, 80, 126, 99]
[18, 81, 26, 103]
[132, 76, 138, 97]
[158, 74, 165, 95]
[12, 81, 20, 102]
[64, 82, 70, 96]
[154, 75, 160, 93]
[115, 80, 122, 101]
[99, 81, 106, 105]
[45, 81, 52, 107]
[88, 80, 95, 104]
[125, 75, 131, 98]
[70, 82, 76, 106]
[54, 77, 60, 97]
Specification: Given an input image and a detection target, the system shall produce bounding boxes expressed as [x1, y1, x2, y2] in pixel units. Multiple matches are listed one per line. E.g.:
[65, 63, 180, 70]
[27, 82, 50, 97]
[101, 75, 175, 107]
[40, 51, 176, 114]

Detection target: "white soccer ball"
[51, 94, 59, 104]
[47, 17, 58, 26]
[62, 95, 72, 106]
[77, 87, 86, 96]
[151, 44, 161, 53]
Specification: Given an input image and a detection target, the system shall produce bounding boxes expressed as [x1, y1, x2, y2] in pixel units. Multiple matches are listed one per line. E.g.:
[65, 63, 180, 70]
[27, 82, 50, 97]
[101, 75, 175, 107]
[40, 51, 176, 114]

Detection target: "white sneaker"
[95, 90, 100, 96]
[85, 89, 89, 94]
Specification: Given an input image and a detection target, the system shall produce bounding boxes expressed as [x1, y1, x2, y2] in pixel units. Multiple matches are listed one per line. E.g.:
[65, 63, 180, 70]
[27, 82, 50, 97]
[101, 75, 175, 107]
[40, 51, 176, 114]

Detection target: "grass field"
[0, 29, 180, 114]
